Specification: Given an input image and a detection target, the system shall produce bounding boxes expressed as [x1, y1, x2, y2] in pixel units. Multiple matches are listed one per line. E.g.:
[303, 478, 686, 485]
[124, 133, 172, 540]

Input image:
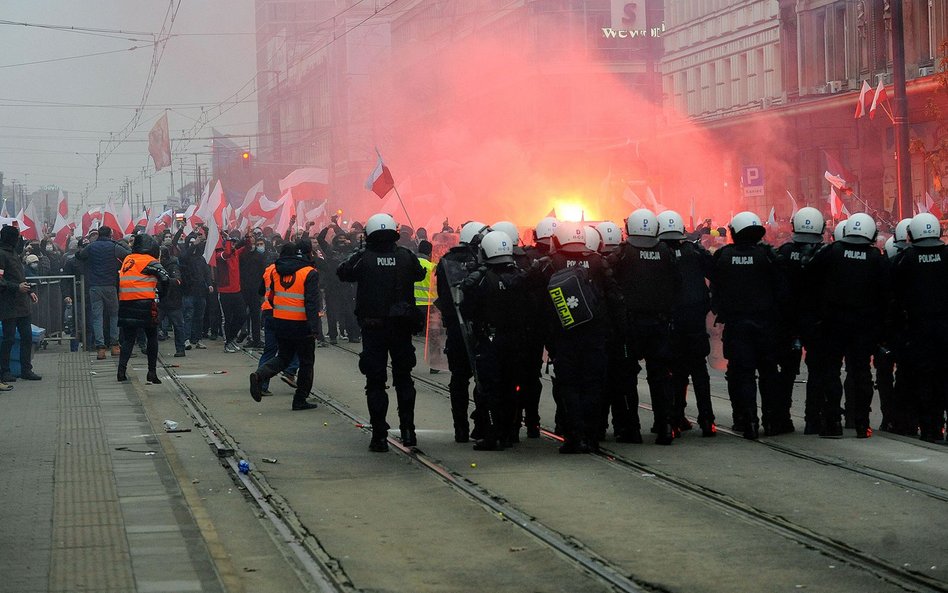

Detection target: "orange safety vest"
[271, 265, 314, 321]
[119, 253, 159, 301]
[260, 263, 275, 312]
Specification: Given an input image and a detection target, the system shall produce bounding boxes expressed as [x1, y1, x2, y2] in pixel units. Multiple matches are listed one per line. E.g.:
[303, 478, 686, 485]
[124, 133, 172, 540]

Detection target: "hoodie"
[0, 225, 31, 320]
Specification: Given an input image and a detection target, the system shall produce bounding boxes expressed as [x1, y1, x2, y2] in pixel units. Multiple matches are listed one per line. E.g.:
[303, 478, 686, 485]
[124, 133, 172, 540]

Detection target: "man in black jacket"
[76, 225, 131, 359]
[180, 233, 213, 350]
[338, 213, 426, 452]
[0, 225, 41, 382]
[239, 235, 267, 347]
[157, 247, 187, 357]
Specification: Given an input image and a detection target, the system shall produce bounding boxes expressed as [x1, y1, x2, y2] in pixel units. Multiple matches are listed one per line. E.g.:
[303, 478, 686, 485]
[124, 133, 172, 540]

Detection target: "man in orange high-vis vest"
[117, 234, 169, 384]
[249, 239, 321, 410]
[254, 243, 301, 396]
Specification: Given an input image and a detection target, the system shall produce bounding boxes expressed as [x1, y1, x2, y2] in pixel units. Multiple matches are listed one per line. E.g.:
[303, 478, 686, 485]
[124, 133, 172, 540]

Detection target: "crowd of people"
[4, 202, 946, 453]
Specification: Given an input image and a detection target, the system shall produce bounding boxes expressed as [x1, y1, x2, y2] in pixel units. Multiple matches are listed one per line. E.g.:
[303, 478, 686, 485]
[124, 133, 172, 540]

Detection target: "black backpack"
[547, 263, 598, 330]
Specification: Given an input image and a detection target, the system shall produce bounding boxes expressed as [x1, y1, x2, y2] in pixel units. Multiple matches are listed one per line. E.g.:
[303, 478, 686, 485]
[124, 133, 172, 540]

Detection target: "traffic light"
[241, 151, 251, 168]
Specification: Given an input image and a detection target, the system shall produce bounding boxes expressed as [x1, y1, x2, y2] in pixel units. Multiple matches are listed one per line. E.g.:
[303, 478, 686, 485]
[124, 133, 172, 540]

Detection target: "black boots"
[400, 428, 417, 447]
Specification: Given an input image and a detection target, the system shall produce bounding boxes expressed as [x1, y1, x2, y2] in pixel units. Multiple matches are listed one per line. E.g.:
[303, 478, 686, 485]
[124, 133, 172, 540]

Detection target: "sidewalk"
[0, 346, 225, 593]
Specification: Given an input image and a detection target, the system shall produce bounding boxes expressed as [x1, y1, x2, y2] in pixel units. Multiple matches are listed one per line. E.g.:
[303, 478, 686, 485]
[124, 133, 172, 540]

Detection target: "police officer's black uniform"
[891, 234, 948, 442]
[808, 226, 890, 438]
[338, 222, 426, 452]
[710, 223, 784, 439]
[662, 236, 716, 436]
[609, 235, 680, 444]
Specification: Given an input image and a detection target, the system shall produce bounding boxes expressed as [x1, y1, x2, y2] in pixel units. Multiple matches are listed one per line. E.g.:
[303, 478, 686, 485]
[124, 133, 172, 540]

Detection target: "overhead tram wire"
[0, 45, 150, 69]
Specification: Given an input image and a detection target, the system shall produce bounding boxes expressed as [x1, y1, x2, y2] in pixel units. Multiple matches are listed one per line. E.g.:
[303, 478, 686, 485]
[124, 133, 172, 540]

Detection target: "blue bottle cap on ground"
[238, 459, 250, 474]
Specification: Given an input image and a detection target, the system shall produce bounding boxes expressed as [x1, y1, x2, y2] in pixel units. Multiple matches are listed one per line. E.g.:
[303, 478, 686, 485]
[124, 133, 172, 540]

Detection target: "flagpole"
[391, 186, 414, 229]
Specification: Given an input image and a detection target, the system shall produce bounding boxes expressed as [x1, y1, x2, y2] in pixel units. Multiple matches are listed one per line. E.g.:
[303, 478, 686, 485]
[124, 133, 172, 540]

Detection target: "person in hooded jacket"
[157, 246, 187, 357]
[239, 234, 268, 348]
[338, 213, 426, 452]
[0, 225, 41, 382]
[249, 239, 321, 411]
[317, 221, 360, 344]
[116, 234, 169, 384]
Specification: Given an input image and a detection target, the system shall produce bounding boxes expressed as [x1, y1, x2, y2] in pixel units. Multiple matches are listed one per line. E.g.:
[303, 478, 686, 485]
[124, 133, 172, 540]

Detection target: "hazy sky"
[0, 1, 258, 209]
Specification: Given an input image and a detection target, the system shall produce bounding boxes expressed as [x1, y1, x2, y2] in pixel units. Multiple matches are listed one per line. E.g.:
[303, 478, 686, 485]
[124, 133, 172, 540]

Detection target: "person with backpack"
[540, 221, 621, 453]
[608, 209, 681, 445]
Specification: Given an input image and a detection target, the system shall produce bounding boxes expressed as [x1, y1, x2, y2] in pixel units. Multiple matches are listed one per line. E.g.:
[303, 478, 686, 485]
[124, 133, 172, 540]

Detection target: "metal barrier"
[27, 275, 86, 349]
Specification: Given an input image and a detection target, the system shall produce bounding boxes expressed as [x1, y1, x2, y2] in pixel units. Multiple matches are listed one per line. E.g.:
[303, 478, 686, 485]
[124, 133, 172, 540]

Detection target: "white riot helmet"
[480, 230, 515, 263]
[552, 221, 587, 253]
[841, 212, 876, 244]
[584, 226, 602, 252]
[908, 212, 943, 247]
[595, 221, 622, 253]
[491, 221, 520, 246]
[791, 207, 825, 244]
[657, 210, 686, 240]
[365, 213, 398, 241]
[883, 236, 899, 259]
[893, 218, 912, 247]
[626, 208, 659, 248]
[728, 211, 765, 243]
[833, 219, 848, 241]
[459, 221, 489, 245]
[534, 217, 559, 244]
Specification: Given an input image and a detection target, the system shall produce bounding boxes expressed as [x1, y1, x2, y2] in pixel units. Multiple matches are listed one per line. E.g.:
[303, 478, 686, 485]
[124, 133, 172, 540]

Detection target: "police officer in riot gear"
[892, 213, 947, 442]
[542, 222, 619, 453]
[434, 221, 490, 443]
[775, 207, 825, 435]
[710, 212, 784, 440]
[493, 221, 546, 440]
[657, 210, 716, 437]
[338, 213, 426, 452]
[609, 209, 680, 445]
[460, 230, 536, 450]
[876, 219, 913, 435]
[808, 212, 890, 439]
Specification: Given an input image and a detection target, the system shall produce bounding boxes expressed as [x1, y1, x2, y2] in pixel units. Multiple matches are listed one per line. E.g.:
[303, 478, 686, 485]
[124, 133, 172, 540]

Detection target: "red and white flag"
[786, 190, 799, 217]
[272, 189, 298, 235]
[203, 212, 219, 266]
[926, 192, 944, 219]
[829, 187, 845, 220]
[279, 168, 329, 203]
[148, 112, 172, 171]
[101, 196, 121, 235]
[236, 180, 265, 217]
[365, 149, 395, 199]
[119, 198, 134, 235]
[20, 199, 39, 241]
[13, 208, 32, 237]
[52, 190, 72, 249]
[81, 208, 102, 235]
[135, 208, 149, 230]
[869, 81, 888, 120]
[152, 209, 174, 235]
[196, 180, 226, 227]
[854, 80, 873, 118]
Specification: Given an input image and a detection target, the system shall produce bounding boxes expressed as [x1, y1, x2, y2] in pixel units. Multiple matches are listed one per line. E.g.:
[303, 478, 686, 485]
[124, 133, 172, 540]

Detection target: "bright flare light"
[556, 203, 585, 222]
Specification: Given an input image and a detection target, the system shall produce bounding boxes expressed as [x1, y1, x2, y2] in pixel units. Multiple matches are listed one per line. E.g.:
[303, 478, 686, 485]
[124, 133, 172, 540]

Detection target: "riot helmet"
[365, 213, 398, 242]
[908, 212, 943, 247]
[841, 212, 876, 244]
[491, 221, 521, 246]
[728, 211, 765, 243]
[657, 210, 686, 240]
[480, 230, 515, 264]
[791, 207, 825, 244]
[551, 221, 587, 253]
[459, 221, 489, 245]
[595, 221, 622, 253]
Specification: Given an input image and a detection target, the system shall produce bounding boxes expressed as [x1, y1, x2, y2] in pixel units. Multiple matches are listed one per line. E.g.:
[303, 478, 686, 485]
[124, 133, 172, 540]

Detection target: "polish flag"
[236, 180, 265, 217]
[869, 81, 888, 120]
[279, 168, 329, 203]
[135, 209, 149, 230]
[152, 209, 174, 235]
[52, 190, 72, 249]
[365, 150, 395, 199]
[926, 192, 944, 219]
[81, 208, 103, 235]
[118, 199, 134, 235]
[272, 189, 298, 235]
[183, 204, 198, 234]
[203, 212, 219, 266]
[196, 180, 226, 227]
[20, 199, 39, 240]
[854, 80, 872, 118]
[829, 187, 845, 220]
[12, 208, 32, 237]
[101, 196, 121, 236]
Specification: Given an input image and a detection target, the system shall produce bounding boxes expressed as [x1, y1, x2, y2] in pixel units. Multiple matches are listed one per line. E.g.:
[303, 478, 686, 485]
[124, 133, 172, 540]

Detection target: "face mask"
[45, 246, 53, 252]
[255, 246, 265, 253]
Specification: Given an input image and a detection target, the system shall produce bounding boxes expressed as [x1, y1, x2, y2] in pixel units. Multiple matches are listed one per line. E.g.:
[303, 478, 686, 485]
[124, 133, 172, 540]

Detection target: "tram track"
[330, 341, 948, 593]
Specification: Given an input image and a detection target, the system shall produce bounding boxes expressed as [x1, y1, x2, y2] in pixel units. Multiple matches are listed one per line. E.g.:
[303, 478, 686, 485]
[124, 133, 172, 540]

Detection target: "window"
[722, 57, 732, 107]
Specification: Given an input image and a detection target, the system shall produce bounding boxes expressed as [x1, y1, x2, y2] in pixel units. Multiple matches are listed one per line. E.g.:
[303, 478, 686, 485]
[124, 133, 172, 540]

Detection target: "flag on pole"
[101, 196, 120, 235]
[869, 81, 888, 120]
[279, 168, 329, 202]
[81, 208, 102, 235]
[153, 209, 174, 235]
[829, 187, 844, 220]
[119, 199, 133, 235]
[854, 80, 872, 118]
[135, 209, 149, 230]
[52, 190, 72, 249]
[195, 180, 226, 228]
[823, 150, 856, 194]
[20, 199, 39, 240]
[926, 191, 944, 219]
[203, 213, 219, 266]
[236, 180, 265, 217]
[148, 112, 172, 171]
[365, 149, 395, 199]
[786, 190, 799, 217]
